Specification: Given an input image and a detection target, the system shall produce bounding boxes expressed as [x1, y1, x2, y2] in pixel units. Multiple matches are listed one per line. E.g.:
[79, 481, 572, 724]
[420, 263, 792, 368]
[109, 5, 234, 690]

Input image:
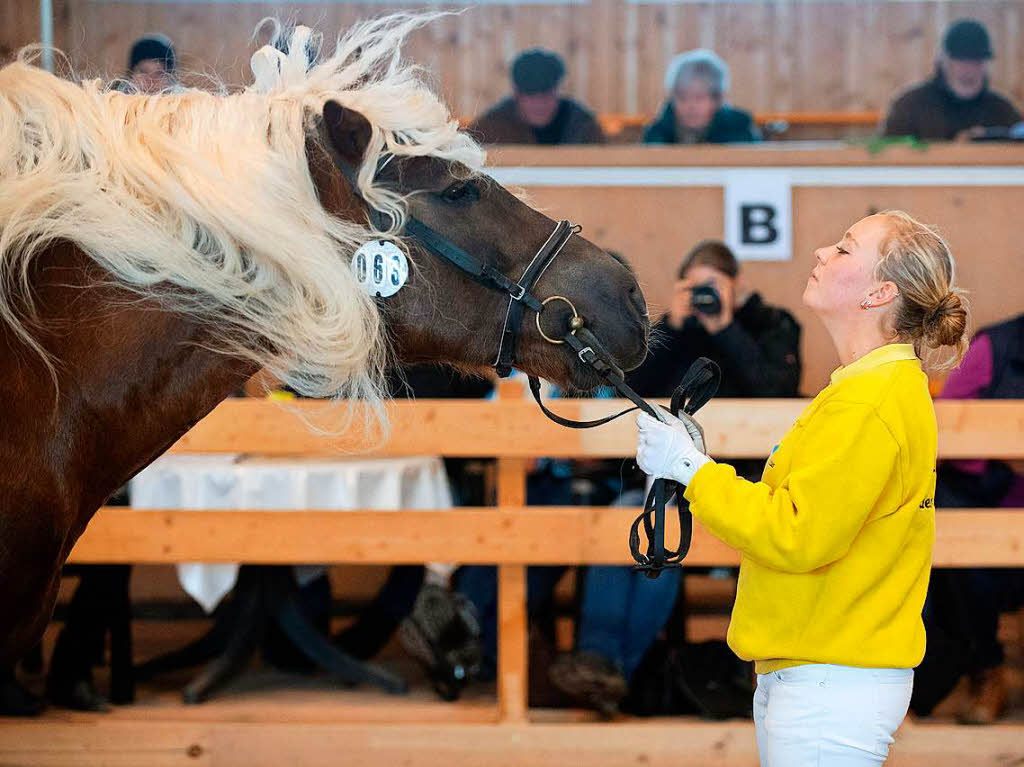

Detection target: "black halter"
[332, 155, 576, 379]
[336, 155, 720, 575]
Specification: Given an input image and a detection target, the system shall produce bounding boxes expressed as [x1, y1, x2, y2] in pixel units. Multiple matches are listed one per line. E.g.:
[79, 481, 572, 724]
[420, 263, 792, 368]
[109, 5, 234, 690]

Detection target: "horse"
[0, 15, 649, 666]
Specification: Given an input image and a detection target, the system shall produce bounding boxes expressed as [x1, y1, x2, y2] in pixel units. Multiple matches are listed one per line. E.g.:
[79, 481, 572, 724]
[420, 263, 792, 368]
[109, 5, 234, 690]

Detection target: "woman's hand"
[667, 279, 694, 330]
[635, 411, 712, 485]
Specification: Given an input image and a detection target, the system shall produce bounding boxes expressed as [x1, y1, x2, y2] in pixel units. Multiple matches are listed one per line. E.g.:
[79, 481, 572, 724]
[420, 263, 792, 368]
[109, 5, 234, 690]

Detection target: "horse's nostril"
[629, 284, 648, 318]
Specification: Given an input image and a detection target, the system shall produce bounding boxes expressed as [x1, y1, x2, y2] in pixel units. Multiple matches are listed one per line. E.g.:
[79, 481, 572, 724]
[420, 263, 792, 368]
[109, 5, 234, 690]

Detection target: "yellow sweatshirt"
[684, 344, 937, 674]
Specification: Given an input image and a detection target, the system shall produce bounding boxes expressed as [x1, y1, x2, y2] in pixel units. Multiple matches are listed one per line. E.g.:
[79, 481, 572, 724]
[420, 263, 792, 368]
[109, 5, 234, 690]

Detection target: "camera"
[691, 282, 722, 316]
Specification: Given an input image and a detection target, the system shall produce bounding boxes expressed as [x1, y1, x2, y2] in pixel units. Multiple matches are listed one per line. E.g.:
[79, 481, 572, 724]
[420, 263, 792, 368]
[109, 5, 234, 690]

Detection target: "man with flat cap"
[883, 18, 1021, 140]
[469, 48, 604, 144]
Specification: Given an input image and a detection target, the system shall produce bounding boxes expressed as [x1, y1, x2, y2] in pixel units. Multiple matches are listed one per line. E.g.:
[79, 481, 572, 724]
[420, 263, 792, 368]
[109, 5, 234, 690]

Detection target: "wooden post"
[496, 449, 529, 723]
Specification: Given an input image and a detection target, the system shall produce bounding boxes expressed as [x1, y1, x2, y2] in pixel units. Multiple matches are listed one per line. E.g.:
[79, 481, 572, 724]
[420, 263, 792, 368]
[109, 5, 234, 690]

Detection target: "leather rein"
[336, 155, 720, 575]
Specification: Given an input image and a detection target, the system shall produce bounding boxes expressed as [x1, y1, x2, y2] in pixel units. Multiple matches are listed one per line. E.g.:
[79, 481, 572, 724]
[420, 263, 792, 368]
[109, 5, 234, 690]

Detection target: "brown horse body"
[0, 102, 648, 666]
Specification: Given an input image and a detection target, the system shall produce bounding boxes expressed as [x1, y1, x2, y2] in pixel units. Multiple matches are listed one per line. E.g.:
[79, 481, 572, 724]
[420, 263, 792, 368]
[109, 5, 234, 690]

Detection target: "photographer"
[628, 240, 801, 404]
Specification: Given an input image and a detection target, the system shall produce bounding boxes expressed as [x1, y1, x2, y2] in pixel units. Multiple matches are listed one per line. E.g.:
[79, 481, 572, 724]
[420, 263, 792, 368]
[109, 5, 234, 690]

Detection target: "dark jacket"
[627, 293, 801, 399]
[981, 313, 1024, 400]
[642, 103, 761, 144]
[882, 67, 1021, 140]
[468, 97, 604, 145]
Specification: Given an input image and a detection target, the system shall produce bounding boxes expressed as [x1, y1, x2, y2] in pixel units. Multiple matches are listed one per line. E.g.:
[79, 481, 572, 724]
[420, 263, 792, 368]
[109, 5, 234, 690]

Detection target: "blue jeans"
[576, 565, 680, 678]
[455, 565, 566, 679]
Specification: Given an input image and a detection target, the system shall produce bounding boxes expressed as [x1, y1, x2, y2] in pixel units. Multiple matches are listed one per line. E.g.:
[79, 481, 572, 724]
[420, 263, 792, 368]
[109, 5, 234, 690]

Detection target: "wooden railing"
[68, 393, 1024, 725]
[458, 110, 883, 138]
[595, 110, 883, 137]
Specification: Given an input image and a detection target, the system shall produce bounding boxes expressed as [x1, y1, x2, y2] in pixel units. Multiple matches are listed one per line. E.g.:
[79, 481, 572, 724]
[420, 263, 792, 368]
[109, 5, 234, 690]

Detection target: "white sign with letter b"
[724, 171, 792, 261]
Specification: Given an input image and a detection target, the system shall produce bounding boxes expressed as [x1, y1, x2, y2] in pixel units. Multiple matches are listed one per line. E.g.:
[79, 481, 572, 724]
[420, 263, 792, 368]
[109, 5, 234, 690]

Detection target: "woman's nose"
[814, 247, 828, 265]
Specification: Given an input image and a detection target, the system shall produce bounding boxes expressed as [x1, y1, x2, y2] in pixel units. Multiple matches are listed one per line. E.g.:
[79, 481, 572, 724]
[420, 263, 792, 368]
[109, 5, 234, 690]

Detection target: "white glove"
[635, 410, 712, 486]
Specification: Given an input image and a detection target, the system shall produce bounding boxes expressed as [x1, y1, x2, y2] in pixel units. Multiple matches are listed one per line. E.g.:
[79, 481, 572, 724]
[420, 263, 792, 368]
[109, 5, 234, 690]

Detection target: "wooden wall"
[11, 0, 1024, 120]
[489, 145, 1024, 394]
[2, 0, 40, 60]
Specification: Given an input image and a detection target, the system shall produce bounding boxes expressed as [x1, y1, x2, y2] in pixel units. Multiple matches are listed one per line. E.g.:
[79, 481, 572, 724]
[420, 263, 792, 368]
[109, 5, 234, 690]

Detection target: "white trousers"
[753, 664, 913, 766]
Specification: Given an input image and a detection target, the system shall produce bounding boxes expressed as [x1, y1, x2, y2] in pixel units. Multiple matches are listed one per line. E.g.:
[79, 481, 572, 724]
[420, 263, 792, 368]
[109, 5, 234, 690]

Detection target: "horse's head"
[313, 101, 649, 391]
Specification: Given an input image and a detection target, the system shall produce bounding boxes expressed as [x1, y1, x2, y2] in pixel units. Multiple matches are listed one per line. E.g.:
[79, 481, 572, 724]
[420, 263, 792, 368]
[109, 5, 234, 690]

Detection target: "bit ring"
[536, 295, 583, 344]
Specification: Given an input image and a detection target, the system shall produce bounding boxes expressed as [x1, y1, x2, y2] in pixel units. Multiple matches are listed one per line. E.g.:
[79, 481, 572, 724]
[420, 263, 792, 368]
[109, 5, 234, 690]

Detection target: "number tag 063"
[351, 240, 409, 298]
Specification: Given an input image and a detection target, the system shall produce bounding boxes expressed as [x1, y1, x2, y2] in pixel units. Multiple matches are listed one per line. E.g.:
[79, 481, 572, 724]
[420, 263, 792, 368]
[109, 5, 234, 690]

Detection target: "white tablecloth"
[131, 454, 453, 612]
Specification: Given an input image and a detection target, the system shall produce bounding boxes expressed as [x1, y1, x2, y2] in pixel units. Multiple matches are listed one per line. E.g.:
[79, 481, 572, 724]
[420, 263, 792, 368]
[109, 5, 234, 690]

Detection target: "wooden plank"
[0, 0, 40, 61]
[43, 1, 1024, 122]
[0, 721, 214, 767]
[1, 717, 1022, 767]
[497, 564, 527, 723]
[163, 398, 1024, 460]
[484, 143, 1024, 168]
[497, 458, 528, 507]
[69, 508, 1024, 567]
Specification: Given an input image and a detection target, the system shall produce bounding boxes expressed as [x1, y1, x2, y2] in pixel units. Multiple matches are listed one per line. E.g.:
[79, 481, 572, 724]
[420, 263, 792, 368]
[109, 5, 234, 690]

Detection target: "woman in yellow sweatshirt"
[636, 211, 969, 766]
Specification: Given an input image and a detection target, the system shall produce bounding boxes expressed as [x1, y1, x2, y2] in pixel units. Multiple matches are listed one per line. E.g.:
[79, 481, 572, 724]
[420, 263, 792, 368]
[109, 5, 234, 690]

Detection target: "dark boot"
[46, 676, 110, 713]
[548, 650, 627, 719]
[0, 669, 45, 717]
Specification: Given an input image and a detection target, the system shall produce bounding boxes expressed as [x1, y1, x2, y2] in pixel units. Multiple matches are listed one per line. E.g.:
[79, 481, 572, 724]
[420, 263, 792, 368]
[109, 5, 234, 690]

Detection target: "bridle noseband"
[336, 154, 720, 575]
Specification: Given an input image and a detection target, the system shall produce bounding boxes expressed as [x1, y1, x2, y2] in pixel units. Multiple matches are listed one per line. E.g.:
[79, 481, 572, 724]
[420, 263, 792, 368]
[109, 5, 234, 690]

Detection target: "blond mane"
[0, 14, 485, 403]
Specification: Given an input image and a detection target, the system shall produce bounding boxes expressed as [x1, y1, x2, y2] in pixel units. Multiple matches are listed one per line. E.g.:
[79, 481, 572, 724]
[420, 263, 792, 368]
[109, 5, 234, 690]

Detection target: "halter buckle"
[509, 283, 527, 302]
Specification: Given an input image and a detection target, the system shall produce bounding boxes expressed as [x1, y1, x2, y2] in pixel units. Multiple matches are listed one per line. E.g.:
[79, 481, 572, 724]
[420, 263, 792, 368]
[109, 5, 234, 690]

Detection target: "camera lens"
[690, 283, 722, 316]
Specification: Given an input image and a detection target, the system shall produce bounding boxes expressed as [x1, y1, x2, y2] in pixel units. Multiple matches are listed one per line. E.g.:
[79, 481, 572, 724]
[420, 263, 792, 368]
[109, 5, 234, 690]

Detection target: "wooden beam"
[69, 508, 1024, 567]
[596, 110, 883, 134]
[1, 717, 1021, 767]
[484, 143, 1024, 168]
[496, 459, 528, 507]
[164, 399, 1024, 460]
[497, 565, 527, 723]
[495, 451, 529, 722]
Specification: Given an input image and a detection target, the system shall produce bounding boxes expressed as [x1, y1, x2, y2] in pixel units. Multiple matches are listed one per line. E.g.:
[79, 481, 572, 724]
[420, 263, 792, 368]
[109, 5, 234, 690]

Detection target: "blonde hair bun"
[923, 290, 969, 348]
[877, 210, 971, 370]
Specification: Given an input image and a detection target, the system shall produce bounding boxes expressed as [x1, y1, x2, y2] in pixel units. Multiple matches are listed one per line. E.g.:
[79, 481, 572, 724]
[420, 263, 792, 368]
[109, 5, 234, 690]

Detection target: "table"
[130, 453, 453, 702]
[131, 454, 453, 611]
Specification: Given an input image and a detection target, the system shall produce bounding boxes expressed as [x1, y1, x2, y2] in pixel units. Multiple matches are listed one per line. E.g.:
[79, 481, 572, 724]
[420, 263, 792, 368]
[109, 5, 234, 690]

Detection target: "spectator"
[126, 34, 177, 93]
[912, 313, 1024, 724]
[882, 19, 1021, 141]
[450, 372, 629, 692]
[627, 240, 801, 403]
[548, 241, 800, 716]
[469, 48, 604, 145]
[643, 50, 760, 144]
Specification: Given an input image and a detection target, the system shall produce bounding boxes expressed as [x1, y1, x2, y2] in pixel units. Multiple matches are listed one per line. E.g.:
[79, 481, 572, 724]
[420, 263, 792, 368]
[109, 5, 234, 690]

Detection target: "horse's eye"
[440, 181, 478, 203]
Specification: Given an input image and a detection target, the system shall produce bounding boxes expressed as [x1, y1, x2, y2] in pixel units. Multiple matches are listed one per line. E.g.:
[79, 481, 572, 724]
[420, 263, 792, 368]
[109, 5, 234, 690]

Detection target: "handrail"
[598, 111, 882, 135]
[461, 110, 883, 137]
[70, 507, 1024, 567]
[164, 398, 1024, 460]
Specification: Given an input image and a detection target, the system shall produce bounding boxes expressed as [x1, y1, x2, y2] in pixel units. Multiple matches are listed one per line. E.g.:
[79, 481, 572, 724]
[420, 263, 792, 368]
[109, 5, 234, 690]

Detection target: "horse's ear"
[321, 99, 373, 165]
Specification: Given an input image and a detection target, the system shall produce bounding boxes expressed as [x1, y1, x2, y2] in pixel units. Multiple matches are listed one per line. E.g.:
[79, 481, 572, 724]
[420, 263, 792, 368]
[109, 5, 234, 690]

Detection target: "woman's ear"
[865, 280, 900, 308]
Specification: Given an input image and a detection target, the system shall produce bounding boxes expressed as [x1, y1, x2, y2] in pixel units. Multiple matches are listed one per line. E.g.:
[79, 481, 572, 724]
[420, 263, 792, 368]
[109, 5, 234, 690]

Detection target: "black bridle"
[336, 155, 720, 575]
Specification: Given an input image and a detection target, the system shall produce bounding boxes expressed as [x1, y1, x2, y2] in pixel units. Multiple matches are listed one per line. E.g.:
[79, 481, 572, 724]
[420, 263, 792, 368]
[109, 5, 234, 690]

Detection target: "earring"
[861, 300, 872, 309]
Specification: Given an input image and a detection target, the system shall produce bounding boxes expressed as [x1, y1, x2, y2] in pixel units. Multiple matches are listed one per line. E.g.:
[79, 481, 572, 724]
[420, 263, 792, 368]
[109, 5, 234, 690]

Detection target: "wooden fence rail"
[62, 395, 1024, 726]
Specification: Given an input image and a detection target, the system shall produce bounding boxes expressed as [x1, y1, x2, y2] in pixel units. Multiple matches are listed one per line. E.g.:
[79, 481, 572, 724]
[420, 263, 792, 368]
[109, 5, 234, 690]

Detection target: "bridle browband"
[335, 153, 720, 575]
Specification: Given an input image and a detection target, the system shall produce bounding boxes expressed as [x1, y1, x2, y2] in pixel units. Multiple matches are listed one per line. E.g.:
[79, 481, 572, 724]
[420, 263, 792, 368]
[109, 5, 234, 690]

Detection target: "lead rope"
[527, 300, 720, 577]
[627, 359, 719, 577]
